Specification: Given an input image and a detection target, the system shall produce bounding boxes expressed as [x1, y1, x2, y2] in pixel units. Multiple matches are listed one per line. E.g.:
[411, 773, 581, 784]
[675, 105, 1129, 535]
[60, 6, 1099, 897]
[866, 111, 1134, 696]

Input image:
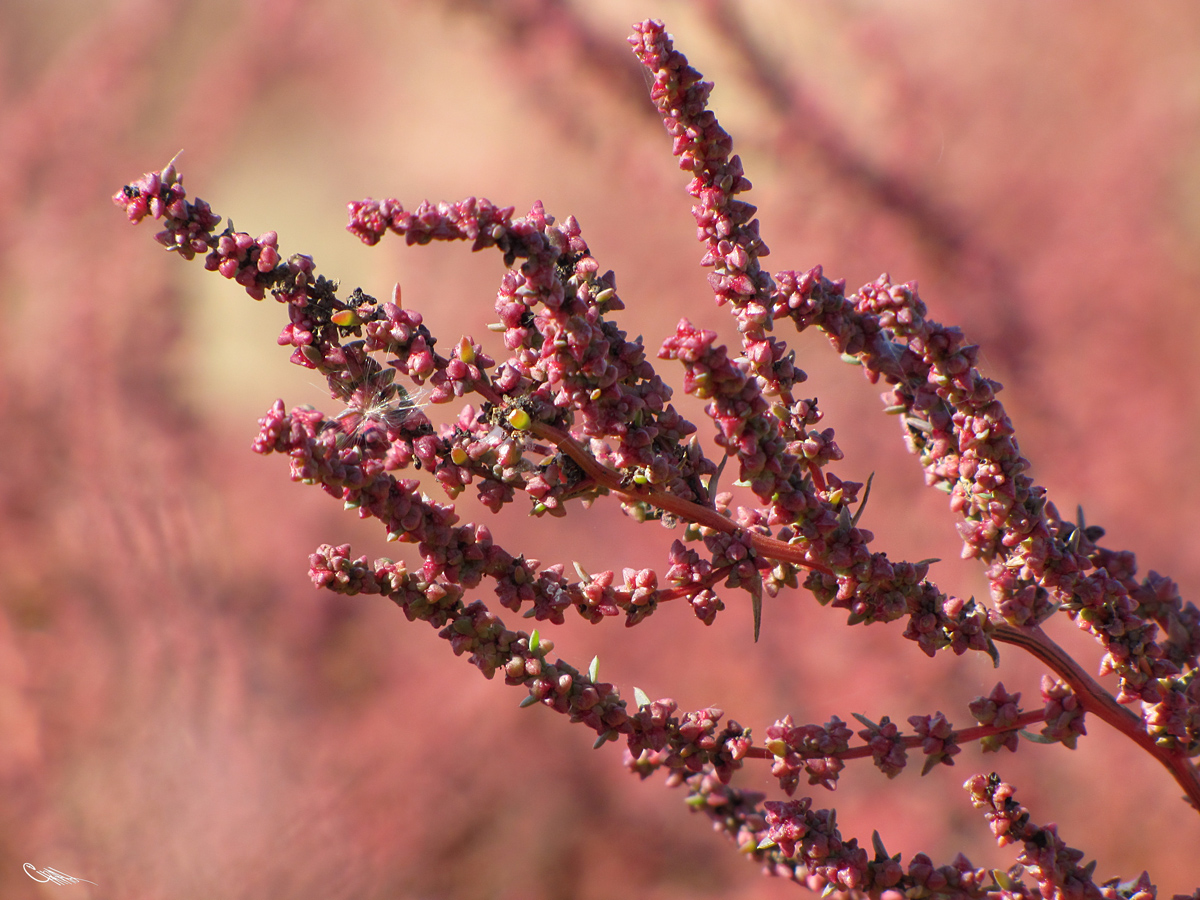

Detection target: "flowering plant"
[114, 19, 1199, 900]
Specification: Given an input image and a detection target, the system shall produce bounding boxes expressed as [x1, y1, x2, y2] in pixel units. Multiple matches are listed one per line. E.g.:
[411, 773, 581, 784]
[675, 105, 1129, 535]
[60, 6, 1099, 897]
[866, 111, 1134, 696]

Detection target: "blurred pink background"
[2, 1, 1199, 897]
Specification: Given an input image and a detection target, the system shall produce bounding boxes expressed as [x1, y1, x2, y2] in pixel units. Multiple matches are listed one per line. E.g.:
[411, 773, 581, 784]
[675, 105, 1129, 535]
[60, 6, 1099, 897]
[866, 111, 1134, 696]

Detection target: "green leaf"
[850, 472, 875, 527]
[588, 655, 600, 682]
[748, 571, 763, 642]
[1068, 504, 1086, 553]
[633, 686, 651, 708]
[871, 830, 889, 859]
[851, 712, 877, 730]
[707, 451, 730, 501]
[1019, 729, 1056, 744]
[992, 869, 1016, 891]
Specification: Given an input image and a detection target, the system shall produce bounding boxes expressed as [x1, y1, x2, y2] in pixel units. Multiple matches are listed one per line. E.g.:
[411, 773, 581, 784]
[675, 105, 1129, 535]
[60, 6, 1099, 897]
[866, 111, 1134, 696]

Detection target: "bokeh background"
[2, 1, 1199, 897]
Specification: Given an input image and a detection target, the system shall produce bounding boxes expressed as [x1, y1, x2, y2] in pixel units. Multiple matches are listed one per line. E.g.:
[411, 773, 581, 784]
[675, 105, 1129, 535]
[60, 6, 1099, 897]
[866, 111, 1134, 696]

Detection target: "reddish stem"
[806, 459, 826, 493]
[468, 381, 1200, 812]
[742, 709, 1048, 763]
[526, 418, 834, 576]
[991, 622, 1200, 811]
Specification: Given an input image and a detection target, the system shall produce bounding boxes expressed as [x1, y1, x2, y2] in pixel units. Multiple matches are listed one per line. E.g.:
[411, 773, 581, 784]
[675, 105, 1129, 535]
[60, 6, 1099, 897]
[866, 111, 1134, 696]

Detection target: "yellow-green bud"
[457, 336, 475, 364]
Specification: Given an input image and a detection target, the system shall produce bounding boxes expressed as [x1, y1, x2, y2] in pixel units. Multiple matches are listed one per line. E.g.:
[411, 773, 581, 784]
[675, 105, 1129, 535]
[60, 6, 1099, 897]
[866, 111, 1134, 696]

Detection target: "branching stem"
[482, 384, 1200, 809]
[992, 622, 1200, 809]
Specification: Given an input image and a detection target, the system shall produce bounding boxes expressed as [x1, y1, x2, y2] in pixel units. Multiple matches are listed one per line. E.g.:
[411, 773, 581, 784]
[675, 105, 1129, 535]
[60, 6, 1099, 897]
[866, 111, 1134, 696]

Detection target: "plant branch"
[991, 621, 1200, 810]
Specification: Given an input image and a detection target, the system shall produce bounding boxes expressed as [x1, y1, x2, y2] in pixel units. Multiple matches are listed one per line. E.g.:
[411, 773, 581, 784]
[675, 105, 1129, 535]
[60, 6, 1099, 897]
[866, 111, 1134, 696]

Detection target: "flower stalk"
[114, 18, 1199, 899]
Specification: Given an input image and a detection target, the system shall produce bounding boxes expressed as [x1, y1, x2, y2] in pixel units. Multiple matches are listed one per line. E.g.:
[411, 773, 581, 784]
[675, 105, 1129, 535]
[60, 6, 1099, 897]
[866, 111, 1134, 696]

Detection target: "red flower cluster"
[115, 18, 1199, 900]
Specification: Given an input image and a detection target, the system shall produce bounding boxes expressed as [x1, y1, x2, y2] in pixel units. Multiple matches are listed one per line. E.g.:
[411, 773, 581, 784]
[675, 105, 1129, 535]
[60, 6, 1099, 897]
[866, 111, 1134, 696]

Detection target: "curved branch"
[518, 401, 1200, 810]
[992, 622, 1200, 810]
[527, 420, 835, 576]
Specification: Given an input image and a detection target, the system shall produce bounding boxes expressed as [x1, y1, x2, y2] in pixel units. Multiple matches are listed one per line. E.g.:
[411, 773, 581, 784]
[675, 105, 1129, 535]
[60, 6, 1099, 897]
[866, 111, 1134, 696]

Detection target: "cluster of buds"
[115, 17, 1198, 900]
